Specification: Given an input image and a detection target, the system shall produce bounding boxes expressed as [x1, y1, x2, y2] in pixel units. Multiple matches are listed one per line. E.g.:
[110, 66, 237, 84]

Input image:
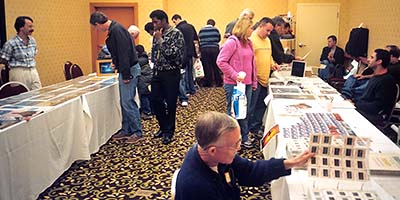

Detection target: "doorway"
[89, 3, 138, 72]
[296, 3, 340, 67]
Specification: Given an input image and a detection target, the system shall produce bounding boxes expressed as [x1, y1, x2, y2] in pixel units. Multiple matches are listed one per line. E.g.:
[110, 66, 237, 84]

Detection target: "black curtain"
[0, 0, 6, 48]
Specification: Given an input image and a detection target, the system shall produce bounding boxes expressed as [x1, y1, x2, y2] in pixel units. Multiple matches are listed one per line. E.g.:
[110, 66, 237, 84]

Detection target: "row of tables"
[263, 71, 400, 200]
[0, 75, 121, 200]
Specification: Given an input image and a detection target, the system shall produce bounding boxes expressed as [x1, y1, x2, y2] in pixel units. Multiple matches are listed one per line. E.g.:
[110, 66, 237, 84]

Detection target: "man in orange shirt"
[248, 17, 278, 145]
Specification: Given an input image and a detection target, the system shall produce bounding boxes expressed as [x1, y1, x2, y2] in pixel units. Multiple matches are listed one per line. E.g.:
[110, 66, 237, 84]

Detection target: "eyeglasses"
[208, 140, 242, 151]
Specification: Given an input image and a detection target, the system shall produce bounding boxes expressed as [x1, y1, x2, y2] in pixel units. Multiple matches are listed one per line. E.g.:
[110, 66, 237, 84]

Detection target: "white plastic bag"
[231, 82, 247, 119]
[193, 58, 205, 78]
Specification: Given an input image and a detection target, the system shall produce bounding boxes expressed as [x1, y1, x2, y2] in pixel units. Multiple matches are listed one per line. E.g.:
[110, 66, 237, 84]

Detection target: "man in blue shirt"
[0, 16, 42, 90]
[175, 111, 314, 199]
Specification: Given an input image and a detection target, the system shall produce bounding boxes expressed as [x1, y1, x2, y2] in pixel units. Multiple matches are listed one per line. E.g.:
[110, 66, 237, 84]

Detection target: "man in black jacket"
[172, 14, 199, 100]
[318, 35, 345, 81]
[355, 49, 397, 127]
[269, 16, 302, 65]
[90, 11, 143, 144]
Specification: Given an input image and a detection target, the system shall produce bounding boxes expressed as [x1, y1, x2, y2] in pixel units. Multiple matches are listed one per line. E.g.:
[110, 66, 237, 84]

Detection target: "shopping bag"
[231, 82, 247, 119]
[193, 58, 205, 78]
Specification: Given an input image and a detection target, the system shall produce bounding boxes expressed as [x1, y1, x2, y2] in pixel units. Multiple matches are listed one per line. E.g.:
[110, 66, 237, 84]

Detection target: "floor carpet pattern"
[38, 87, 272, 200]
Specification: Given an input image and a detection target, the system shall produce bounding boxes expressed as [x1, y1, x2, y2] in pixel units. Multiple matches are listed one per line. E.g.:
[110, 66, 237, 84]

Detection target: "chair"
[170, 168, 181, 200]
[70, 64, 83, 79]
[64, 61, 73, 80]
[0, 63, 10, 86]
[0, 81, 29, 99]
[379, 84, 400, 130]
[328, 77, 346, 93]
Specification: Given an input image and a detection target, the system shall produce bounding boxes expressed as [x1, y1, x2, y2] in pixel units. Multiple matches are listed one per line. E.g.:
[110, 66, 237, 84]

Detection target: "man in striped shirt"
[0, 16, 41, 90]
[198, 19, 222, 87]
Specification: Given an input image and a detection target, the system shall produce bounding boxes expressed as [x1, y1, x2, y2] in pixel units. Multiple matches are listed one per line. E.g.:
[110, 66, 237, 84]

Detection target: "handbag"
[193, 58, 205, 78]
[231, 82, 247, 119]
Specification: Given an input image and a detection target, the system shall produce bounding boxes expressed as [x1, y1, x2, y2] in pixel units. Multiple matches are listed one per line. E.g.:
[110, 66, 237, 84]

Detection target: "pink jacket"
[217, 36, 257, 88]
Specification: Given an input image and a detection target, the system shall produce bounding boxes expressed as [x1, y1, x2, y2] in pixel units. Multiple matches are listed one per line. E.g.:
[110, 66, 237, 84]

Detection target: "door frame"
[89, 2, 138, 72]
[295, 3, 340, 67]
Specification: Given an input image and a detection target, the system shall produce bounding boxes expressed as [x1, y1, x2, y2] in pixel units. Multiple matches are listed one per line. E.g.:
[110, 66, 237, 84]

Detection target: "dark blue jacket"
[175, 144, 291, 200]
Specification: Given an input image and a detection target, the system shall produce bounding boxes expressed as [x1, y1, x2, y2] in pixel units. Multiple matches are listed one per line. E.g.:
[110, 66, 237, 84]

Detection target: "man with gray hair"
[269, 16, 302, 64]
[175, 111, 314, 199]
[224, 8, 255, 38]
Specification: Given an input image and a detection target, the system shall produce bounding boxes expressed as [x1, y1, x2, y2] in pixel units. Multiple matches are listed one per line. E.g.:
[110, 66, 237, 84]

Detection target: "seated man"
[318, 35, 345, 81]
[386, 45, 400, 87]
[342, 45, 400, 101]
[175, 111, 313, 200]
[354, 49, 397, 127]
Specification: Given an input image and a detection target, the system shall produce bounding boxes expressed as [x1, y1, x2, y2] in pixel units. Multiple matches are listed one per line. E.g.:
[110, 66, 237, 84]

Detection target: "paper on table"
[369, 153, 400, 175]
[302, 50, 312, 60]
[264, 93, 273, 106]
[332, 100, 355, 109]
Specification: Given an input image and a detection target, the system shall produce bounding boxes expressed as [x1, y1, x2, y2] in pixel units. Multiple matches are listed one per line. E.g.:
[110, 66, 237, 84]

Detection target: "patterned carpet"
[38, 87, 272, 200]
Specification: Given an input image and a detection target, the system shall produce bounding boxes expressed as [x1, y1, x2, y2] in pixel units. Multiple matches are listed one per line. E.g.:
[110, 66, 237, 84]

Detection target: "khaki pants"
[9, 67, 42, 90]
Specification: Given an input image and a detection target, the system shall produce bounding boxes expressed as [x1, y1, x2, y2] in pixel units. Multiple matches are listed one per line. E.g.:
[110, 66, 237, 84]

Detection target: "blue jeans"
[118, 63, 142, 137]
[139, 93, 152, 115]
[341, 75, 369, 102]
[224, 83, 253, 142]
[248, 82, 269, 135]
[184, 58, 196, 94]
[178, 71, 188, 102]
[318, 60, 335, 81]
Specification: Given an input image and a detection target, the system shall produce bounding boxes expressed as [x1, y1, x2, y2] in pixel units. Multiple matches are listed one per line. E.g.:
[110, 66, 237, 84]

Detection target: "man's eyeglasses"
[206, 140, 241, 151]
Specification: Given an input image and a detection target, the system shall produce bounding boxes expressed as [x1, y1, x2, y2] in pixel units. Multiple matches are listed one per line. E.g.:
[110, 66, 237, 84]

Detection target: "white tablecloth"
[0, 79, 121, 200]
[262, 75, 400, 200]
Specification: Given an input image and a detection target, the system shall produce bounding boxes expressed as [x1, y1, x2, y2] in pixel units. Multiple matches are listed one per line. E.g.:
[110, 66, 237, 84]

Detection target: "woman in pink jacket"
[216, 17, 257, 148]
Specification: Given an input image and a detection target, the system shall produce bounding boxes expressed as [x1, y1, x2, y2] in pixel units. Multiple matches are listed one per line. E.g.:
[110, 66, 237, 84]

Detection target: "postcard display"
[304, 133, 386, 200]
[268, 77, 395, 199]
[0, 76, 117, 130]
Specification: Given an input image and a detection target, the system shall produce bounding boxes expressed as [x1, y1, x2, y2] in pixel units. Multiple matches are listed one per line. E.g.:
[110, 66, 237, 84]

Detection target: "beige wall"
[4, 0, 400, 86]
[346, 0, 400, 55]
[166, 0, 287, 41]
[89, 0, 165, 55]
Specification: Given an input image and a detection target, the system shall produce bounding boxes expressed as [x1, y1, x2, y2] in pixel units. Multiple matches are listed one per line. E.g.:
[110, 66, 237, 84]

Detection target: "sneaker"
[112, 130, 130, 140]
[242, 140, 253, 148]
[126, 135, 143, 144]
[181, 101, 188, 107]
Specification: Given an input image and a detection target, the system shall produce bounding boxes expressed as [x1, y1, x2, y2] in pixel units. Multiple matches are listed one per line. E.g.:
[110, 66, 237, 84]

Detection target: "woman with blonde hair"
[216, 17, 257, 148]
